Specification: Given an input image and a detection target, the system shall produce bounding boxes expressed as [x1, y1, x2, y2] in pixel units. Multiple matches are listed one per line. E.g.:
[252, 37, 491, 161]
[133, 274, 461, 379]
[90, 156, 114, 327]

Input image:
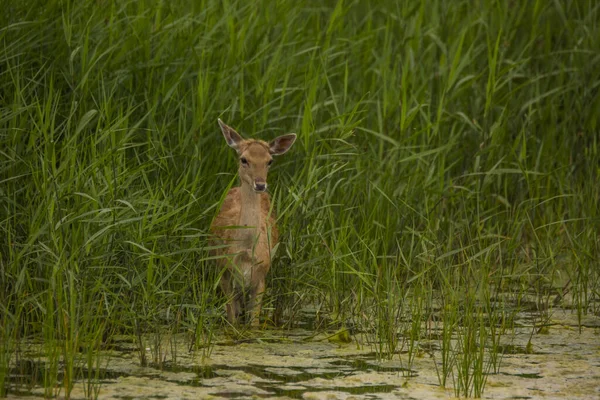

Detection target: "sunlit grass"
[1, 0, 599, 398]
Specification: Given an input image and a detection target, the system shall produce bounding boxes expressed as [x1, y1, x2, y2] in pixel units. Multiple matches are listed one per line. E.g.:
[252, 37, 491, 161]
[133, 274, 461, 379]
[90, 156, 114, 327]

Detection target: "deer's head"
[218, 119, 296, 193]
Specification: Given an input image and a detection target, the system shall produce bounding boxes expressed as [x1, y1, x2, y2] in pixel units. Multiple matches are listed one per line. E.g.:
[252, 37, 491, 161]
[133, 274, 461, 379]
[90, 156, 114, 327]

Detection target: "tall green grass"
[1, 0, 599, 397]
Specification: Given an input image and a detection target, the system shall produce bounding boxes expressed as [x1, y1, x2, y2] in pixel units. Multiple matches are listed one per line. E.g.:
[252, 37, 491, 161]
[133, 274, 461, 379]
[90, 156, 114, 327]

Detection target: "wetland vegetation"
[1, 0, 599, 398]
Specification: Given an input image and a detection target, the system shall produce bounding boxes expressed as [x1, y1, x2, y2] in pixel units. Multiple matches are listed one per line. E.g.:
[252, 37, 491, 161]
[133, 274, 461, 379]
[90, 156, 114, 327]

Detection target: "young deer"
[210, 119, 296, 327]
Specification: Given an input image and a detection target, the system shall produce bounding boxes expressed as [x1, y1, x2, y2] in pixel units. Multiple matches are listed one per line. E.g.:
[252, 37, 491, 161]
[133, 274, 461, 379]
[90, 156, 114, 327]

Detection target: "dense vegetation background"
[0, 0, 598, 396]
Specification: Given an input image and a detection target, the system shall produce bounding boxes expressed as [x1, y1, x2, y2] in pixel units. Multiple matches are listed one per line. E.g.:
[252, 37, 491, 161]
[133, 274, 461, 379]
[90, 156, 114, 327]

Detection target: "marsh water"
[5, 306, 600, 400]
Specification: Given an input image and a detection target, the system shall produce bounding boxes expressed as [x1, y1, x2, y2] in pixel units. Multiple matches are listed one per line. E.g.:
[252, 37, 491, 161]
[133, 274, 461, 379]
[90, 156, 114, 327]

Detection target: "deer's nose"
[253, 180, 267, 192]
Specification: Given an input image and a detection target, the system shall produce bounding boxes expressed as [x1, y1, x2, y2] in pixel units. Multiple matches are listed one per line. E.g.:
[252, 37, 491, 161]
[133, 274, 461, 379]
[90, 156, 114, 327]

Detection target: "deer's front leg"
[221, 271, 242, 325]
[248, 278, 265, 328]
[226, 295, 241, 325]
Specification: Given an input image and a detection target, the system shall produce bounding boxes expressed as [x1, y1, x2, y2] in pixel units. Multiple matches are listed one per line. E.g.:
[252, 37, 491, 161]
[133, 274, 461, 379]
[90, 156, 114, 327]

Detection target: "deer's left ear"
[269, 134, 296, 155]
[218, 119, 244, 151]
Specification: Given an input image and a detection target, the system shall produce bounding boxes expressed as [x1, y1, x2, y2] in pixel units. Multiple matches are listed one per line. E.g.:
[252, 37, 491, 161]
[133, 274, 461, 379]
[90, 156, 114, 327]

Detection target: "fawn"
[210, 119, 296, 327]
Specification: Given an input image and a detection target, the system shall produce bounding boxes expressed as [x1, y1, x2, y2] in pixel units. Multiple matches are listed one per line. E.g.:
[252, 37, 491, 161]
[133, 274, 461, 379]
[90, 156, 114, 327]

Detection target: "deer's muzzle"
[253, 179, 267, 192]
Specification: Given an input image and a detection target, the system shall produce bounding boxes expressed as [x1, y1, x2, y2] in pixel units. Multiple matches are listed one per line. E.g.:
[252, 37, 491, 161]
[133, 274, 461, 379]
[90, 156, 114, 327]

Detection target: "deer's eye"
[240, 157, 249, 166]
[267, 159, 273, 167]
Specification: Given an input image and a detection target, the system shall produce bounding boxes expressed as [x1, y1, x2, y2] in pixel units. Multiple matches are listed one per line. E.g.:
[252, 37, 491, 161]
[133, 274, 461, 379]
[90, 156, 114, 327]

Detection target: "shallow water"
[5, 308, 600, 399]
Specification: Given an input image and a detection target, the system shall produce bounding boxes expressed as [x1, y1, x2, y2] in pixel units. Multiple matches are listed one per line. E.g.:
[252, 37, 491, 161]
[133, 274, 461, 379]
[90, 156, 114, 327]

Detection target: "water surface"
[6, 308, 600, 399]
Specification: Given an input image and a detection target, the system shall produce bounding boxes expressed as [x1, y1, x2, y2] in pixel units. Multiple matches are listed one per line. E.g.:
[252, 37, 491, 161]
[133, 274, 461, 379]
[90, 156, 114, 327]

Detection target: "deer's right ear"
[218, 119, 244, 151]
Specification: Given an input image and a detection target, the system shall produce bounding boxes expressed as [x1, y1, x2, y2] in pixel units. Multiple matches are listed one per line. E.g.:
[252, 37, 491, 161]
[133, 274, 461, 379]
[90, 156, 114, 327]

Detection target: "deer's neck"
[238, 182, 263, 240]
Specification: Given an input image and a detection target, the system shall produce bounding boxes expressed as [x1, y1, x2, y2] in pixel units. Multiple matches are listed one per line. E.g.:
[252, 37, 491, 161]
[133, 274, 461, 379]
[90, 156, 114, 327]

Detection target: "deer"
[210, 119, 296, 327]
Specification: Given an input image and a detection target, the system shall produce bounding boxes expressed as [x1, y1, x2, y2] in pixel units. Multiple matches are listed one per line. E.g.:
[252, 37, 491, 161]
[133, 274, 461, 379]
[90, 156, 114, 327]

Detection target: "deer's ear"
[218, 119, 244, 150]
[269, 133, 296, 155]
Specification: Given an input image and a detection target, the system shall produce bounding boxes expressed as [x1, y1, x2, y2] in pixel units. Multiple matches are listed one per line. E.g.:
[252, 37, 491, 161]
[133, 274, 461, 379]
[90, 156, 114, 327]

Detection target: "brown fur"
[210, 120, 295, 327]
[211, 187, 279, 246]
